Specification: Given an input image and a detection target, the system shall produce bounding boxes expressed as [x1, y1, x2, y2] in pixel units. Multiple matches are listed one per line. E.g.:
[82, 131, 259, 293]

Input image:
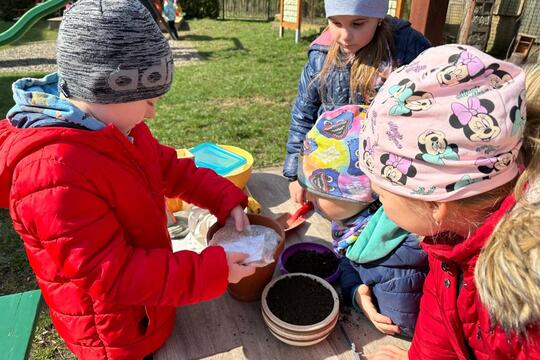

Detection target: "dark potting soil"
[266, 276, 334, 325]
[285, 250, 338, 278]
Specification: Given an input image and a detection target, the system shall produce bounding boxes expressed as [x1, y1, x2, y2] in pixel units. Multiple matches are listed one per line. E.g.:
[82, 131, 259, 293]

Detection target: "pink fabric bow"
[475, 157, 496, 167]
[458, 51, 484, 77]
[386, 154, 412, 173]
[451, 97, 488, 125]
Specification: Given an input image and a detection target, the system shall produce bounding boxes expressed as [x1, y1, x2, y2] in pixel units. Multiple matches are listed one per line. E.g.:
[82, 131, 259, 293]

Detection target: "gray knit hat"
[324, 0, 389, 19]
[57, 0, 174, 104]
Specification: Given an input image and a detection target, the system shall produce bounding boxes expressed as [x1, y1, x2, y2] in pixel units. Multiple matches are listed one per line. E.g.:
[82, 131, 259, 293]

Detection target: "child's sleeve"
[12, 168, 229, 307]
[408, 271, 460, 360]
[157, 142, 247, 223]
[284, 51, 324, 180]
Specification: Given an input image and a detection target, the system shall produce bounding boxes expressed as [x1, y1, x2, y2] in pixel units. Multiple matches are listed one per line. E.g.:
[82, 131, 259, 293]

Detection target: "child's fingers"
[236, 212, 250, 232]
[371, 312, 393, 325]
[374, 322, 400, 335]
[358, 284, 371, 296]
[298, 188, 306, 204]
[227, 263, 256, 284]
[237, 264, 256, 277]
[294, 189, 303, 204]
[230, 206, 249, 231]
[226, 251, 249, 264]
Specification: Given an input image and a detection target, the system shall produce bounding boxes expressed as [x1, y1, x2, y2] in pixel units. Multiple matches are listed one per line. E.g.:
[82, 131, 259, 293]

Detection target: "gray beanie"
[57, 0, 174, 104]
[324, 0, 389, 19]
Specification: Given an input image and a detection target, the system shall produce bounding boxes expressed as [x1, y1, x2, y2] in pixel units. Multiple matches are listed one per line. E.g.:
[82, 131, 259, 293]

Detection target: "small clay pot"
[261, 273, 340, 346]
[207, 213, 285, 302]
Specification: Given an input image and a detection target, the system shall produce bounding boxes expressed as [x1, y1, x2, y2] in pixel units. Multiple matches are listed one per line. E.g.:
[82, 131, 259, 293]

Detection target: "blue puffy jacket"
[339, 234, 428, 338]
[283, 17, 431, 179]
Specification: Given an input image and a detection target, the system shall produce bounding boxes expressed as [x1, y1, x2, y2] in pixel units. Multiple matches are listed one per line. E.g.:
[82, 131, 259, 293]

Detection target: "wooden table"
[156, 168, 411, 360]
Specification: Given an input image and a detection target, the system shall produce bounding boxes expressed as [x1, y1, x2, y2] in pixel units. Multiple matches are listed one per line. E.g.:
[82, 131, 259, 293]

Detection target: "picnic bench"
[156, 167, 411, 360]
[0, 290, 42, 360]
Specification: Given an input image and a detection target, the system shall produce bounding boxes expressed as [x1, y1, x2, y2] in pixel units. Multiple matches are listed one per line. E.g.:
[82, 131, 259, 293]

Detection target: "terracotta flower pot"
[261, 273, 340, 346]
[207, 213, 285, 302]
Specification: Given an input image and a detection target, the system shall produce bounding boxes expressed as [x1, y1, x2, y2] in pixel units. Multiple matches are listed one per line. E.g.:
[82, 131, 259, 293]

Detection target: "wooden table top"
[156, 168, 411, 360]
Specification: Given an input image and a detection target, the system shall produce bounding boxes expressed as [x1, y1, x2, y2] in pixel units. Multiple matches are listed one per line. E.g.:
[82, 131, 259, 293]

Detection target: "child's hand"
[356, 284, 400, 335]
[226, 252, 256, 283]
[366, 344, 408, 360]
[229, 205, 250, 231]
[288, 180, 306, 204]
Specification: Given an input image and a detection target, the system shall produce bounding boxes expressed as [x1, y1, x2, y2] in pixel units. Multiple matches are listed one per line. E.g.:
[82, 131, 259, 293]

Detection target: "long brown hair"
[318, 18, 394, 105]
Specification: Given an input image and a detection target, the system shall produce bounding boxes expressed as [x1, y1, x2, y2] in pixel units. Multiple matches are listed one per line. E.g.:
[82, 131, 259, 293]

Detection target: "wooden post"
[409, 0, 450, 45]
[396, 0, 404, 18]
[279, 0, 284, 37]
[458, 0, 476, 44]
[279, 0, 302, 43]
[295, 0, 302, 43]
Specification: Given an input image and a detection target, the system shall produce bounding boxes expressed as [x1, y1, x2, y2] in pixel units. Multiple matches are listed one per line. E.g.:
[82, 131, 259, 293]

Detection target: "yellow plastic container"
[219, 145, 254, 189]
[166, 149, 195, 213]
[176, 148, 195, 159]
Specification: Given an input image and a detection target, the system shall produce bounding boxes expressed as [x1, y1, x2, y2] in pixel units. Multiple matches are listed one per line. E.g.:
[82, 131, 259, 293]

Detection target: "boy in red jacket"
[0, 0, 255, 358]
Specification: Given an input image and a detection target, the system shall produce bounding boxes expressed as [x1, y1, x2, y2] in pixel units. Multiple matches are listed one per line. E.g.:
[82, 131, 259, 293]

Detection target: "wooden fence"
[220, 0, 326, 23]
[220, 0, 278, 20]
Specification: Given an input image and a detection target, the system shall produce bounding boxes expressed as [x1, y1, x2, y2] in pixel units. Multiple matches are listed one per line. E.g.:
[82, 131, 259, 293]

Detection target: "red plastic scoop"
[275, 202, 313, 232]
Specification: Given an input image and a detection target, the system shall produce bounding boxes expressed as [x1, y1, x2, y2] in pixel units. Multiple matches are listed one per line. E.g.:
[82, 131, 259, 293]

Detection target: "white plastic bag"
[209, 223, 280, 267]
[187, 206, 218, 247]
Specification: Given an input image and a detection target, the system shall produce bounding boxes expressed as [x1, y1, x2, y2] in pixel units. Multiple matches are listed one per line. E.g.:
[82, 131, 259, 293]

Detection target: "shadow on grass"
[0, 58, 56, 69]
[181, 34, 247, 60]
[0, 209, 35, 296]
[0, 75, 25, 117]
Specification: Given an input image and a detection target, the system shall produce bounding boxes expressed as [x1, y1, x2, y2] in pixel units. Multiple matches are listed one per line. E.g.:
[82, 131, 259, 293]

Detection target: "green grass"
[151, 19, 317, 167]
[0, 19, 318, 359]
[0, 20, 58, 49]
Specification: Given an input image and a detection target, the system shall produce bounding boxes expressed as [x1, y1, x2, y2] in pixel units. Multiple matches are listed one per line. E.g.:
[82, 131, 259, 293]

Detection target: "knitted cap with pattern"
[57, 0, 174, 104]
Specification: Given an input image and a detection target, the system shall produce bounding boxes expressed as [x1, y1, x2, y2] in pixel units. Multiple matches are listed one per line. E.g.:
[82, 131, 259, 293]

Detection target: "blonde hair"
[473, 64, 540, 334]
[318, 18, 394, 104]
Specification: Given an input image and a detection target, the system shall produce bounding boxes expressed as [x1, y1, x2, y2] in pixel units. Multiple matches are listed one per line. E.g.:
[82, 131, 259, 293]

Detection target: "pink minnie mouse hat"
[359, 44, 526, 201]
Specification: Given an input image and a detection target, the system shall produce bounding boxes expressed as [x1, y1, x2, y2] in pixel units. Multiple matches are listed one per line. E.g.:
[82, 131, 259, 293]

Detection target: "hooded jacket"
[283, 17, 432, 179]
[0, 74, 247, 359]
[409, 195, 540, 359]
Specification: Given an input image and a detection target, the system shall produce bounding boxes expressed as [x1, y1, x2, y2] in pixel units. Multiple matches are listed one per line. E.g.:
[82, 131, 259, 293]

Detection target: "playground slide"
[0, 0, 69, 46]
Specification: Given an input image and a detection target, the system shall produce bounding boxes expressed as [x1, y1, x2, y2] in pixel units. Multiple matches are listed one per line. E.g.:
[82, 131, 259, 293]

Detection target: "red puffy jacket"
[0, 120, 247, 359]
[409, 195, 540, 359]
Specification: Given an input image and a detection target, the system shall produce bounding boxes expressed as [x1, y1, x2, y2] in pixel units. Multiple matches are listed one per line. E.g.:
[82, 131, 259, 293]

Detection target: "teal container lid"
[190, 143, 247, 176]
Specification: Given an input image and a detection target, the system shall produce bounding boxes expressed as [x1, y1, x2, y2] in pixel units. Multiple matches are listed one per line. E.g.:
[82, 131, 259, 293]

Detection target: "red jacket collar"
[421, 195, 516, 266]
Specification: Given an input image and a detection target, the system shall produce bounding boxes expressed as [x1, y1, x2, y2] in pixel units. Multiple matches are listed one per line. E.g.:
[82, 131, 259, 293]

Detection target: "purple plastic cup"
[278, 242, 340, 283]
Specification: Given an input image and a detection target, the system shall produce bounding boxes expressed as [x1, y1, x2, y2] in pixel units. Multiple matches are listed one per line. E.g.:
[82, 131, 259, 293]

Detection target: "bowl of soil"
[207, 213, 285, 302]
[278, 242, 340, 283]
[261, 273, 339, 346]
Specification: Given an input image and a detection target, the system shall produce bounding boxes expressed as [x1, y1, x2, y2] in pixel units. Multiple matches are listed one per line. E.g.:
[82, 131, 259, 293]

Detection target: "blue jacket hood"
[7, 73, 106, 131]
